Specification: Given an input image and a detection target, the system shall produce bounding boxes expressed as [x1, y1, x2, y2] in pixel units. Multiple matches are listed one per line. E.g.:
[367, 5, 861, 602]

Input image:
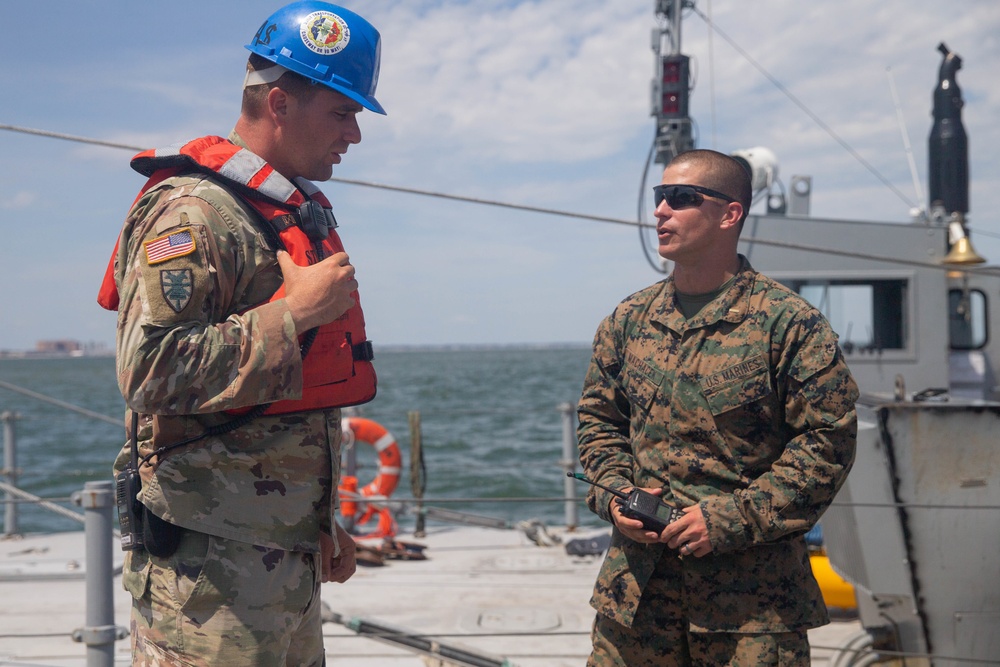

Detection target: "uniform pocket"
[686, 541, 824, 632]
[301, 328, 353, 388]
[700, 354, 771, 416]
[122, 549, 152, 600]
[176, 532, 218, 612]
[621, 351, 664, 414]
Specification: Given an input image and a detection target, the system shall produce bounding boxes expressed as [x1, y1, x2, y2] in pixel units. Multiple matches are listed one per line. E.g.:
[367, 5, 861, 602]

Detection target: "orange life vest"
[97, 135, 377, 413]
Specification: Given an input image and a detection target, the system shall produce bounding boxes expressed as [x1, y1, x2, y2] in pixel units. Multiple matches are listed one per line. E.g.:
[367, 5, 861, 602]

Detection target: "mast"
[931, 42, 984, 265]
[929, 42, 968, 218]
[652, 0, 695, 165]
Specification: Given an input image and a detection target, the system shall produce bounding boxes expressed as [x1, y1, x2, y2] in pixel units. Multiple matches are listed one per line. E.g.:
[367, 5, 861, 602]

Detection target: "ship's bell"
[943, 236, 985, 265]
[943, 219, 986, 265]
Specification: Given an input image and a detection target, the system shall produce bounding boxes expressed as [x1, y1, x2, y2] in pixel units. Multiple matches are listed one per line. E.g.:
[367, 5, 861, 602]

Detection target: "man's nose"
[344, 116, 362, 144]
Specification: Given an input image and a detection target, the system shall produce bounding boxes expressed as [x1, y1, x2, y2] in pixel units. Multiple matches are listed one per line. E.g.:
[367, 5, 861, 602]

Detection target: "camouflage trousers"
[123, 527, 325, 666]
[588, 552, 809, 666]
[589, 614, 809, 666]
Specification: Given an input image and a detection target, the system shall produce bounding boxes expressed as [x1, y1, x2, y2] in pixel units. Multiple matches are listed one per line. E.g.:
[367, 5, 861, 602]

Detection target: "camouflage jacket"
[110, 132, 341, 553]
[577, 256, 858, 631]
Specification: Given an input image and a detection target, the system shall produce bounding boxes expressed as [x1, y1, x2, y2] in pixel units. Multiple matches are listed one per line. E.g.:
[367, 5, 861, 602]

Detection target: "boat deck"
[0, 525, 862, 666]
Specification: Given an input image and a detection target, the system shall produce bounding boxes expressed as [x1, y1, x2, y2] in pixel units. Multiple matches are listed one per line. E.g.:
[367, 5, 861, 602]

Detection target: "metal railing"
[1, 382, 584, 667]
[2, 409, 126, 667]
[5, 381, 1000, 665]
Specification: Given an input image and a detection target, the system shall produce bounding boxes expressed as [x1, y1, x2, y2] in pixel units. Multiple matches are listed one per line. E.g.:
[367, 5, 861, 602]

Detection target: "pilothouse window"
[784, 279, 908, 353]
[948, 288, 987, 349]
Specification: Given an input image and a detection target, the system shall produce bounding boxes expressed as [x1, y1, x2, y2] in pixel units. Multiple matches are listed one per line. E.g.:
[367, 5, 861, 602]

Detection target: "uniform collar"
[654, 255, 757, 333]
[228, 129, 249, 149]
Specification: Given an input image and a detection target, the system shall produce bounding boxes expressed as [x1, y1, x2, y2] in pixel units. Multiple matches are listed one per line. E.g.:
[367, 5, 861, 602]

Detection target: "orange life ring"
[342, 417, 402, 498]
[339, 417, 402, 539]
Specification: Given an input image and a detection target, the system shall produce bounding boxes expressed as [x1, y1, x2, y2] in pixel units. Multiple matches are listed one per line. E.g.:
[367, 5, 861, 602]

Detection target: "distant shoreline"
[0, 350, 116, 360]
[377, 342, 590, 352]
[0, 342, 590, 360]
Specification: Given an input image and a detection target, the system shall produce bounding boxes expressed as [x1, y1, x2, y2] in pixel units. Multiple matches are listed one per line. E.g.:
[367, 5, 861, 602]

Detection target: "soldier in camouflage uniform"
[100, 3, 387, 665]
[577, 149, 858, 666]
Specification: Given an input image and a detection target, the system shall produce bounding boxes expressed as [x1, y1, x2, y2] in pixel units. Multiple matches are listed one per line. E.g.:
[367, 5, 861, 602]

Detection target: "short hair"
[241, 53, 319, 119]
[669, 149, 752, 224]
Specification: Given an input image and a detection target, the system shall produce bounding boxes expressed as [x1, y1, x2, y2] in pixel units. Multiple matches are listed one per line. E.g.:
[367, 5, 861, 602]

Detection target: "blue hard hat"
[246, 1, 385, 115]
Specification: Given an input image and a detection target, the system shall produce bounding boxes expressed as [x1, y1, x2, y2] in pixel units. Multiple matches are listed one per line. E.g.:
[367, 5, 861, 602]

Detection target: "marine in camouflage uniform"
[577, 150, 858, 666]
[101, 3, 388, 664]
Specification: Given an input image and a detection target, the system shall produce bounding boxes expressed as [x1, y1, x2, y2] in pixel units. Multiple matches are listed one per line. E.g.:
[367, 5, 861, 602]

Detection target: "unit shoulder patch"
[144, 227, 196, 265]
[160, 269, 194, 313]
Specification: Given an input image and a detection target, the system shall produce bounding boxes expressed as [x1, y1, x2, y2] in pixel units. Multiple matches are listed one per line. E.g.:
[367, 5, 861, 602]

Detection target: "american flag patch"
[144, 228, 196, 265]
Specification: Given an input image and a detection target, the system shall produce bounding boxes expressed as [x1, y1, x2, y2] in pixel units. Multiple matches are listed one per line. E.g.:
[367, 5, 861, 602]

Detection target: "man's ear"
[266, 86, 289, 125]
[720, 201, 744, 230]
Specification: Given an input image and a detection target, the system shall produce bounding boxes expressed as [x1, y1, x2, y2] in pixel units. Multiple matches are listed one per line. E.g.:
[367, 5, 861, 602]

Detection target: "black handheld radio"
[568, 472, 683, 533]
[115, 466, 144, 550]
[115, 412, 144, 551]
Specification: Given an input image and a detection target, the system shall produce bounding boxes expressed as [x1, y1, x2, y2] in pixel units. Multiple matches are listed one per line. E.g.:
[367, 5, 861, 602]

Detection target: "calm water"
[0, 347, 604, 534]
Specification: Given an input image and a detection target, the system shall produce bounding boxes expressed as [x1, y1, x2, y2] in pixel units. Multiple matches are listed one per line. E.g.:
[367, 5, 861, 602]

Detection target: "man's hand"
[610, 488, 714, 558]
[609, 486, 665, 544]
[277, 250, 358, 333]
[661, 504, 712, 558]
[320, 523, 357, 583]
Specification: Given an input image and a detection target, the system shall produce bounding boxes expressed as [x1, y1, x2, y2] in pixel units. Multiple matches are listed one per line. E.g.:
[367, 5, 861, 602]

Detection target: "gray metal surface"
[827, 401, 1000, 664]
[822, 410, 927, 658]
[742, 213, 958, 400]
[883, 403, 1000, 663]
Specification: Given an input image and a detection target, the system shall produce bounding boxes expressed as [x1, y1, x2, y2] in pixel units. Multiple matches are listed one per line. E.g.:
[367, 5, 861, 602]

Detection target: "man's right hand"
[277, 250, 358, 333]
[609, 486, 664, 544]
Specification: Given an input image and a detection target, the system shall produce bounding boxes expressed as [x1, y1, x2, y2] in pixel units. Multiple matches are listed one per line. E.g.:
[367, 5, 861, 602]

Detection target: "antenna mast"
[886, 67, 926, 221]
[652, 0, 695, 165]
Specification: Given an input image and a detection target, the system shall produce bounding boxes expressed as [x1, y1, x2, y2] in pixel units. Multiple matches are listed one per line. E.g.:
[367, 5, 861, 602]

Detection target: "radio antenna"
[887, 66, 926, 221]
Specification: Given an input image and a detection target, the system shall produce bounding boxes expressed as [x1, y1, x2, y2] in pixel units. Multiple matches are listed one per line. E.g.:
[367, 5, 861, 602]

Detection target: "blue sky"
[2, 0, 999, 351]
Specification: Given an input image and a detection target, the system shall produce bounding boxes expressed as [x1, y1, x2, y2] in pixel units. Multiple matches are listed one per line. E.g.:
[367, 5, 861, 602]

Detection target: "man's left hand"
[660, 504, 713, 558]
[320, 523, 357, 583]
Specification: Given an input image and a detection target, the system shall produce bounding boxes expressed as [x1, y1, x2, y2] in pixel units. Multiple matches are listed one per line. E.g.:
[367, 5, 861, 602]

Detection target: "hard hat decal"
[252, 21, 278, 48]
[300, 11, 350, 55]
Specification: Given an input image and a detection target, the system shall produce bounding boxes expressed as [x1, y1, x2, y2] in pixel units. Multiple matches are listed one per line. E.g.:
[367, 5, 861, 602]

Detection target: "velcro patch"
[700, 354, 767, 392]
[160, 269, 194, 313]
[144, 228, 196, 265]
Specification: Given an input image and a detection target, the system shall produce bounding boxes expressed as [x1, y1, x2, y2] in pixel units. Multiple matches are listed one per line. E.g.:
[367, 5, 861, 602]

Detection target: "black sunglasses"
[653, 184, 737, 210]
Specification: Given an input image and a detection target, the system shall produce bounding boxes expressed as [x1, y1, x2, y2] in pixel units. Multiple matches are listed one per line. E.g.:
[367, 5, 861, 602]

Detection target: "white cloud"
[1, 191, 37, 210]
[2, 0, 1000, 350]
[375, 1, 650, 163]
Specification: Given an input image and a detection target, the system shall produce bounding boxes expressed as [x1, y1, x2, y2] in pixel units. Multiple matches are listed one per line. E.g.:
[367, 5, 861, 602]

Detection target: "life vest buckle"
[352, 341, 375, 362]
